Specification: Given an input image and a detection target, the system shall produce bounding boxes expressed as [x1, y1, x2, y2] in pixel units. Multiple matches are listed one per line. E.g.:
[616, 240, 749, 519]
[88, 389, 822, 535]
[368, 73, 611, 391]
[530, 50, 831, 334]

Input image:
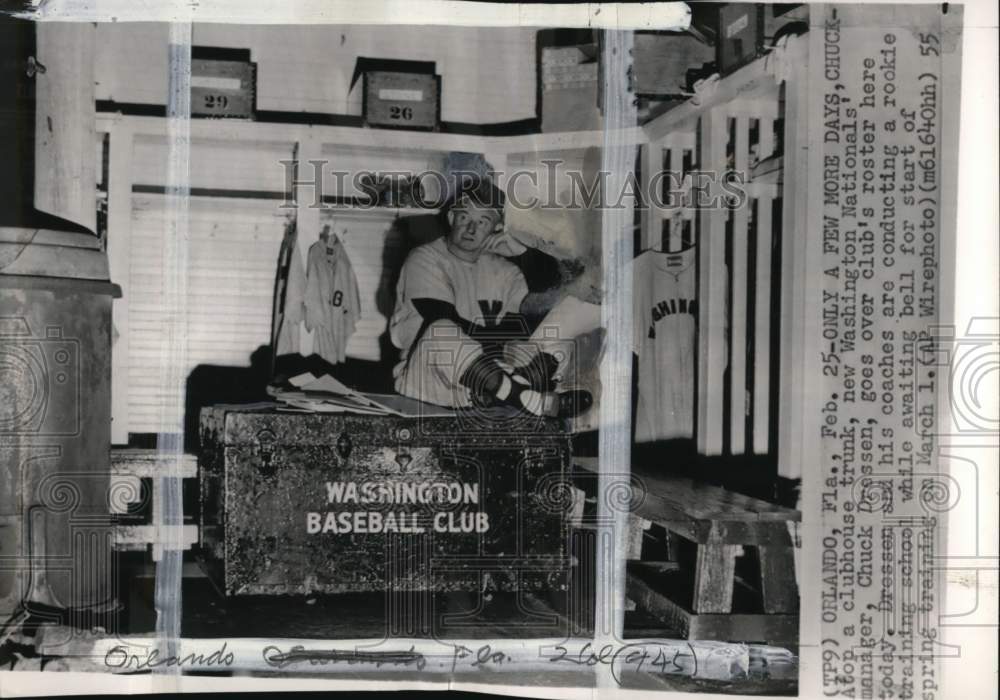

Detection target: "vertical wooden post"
[639, 140, 660, 250]
[107, 121, 135, 445]
[667, 145, 685, 251]
[294, 131, 323, 357]
[692, 538, 738, 613]
[626, 514, 651, 559]
[696, 107, 729, 455]
[752, 191, 774, 454]
[729, 113, 750, 454]
[757, 546, 799, 613]
[596, 30, 637, 674]
[777, 43, 811, 482]
[752, 114, 776, 455]
[34, 23, 97, 232]
[758, 115, 776, 161]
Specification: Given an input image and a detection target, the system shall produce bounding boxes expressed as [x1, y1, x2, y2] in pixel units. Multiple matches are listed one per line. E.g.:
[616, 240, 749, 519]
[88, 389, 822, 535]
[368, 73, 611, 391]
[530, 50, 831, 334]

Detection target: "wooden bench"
[575, 457, 800, 645]
[110, 448, 198, 561]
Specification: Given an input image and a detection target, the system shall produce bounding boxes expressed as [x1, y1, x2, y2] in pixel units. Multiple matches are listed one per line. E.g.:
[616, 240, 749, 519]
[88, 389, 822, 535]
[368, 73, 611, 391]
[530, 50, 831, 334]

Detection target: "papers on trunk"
[270, 373, 457, 418]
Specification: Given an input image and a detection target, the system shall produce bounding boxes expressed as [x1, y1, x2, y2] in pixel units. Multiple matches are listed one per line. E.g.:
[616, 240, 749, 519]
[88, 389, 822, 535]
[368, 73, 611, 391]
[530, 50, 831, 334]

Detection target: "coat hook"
[26, 57, 47, 78]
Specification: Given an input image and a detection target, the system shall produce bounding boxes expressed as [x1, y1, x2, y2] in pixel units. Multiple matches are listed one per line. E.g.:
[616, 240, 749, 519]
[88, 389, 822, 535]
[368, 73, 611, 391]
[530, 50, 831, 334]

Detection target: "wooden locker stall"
[103, 117, 527, 442]
[123, 135, 296, 436]
[640, 38, 809, 480]
[624, 39, 809, 644]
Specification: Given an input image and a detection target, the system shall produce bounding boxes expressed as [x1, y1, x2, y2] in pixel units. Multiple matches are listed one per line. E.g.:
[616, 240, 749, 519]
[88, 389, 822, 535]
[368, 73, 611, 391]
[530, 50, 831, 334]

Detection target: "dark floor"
[110, 549, 667, 640]
[120, 571, 607, 641]
[2, 554, 795, 695]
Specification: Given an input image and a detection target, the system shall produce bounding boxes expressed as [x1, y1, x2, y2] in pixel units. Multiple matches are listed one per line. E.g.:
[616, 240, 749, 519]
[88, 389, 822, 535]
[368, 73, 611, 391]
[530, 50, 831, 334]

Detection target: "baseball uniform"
[390, 237, 528, 407]
[304, 236, 361, 365]
[632, 247, 697, 442]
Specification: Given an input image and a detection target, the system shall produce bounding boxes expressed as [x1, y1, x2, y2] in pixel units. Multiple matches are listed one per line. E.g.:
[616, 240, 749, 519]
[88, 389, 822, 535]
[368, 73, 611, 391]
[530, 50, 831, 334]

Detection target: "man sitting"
[389, 177, 591, 417]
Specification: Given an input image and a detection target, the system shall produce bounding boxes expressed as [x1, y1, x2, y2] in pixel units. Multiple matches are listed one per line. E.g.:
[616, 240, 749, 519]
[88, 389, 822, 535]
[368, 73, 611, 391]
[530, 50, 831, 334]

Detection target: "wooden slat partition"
[640, 51, 795, 465]
[639, 132, 697, 252]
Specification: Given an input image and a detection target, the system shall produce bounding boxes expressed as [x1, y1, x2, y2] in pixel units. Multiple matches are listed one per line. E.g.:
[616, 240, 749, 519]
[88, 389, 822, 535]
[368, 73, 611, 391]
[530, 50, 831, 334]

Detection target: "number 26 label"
[389, 105, 414, 120]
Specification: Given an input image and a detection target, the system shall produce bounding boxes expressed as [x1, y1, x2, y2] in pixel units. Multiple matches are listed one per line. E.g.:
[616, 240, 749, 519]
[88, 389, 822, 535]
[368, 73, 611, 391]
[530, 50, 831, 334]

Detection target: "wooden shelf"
[97, 113, 640, 155]
[319, 205, 440, 218]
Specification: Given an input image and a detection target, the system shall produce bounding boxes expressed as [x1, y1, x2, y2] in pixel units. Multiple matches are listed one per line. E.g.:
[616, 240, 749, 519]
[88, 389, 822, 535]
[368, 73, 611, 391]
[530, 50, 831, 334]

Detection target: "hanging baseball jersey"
[632, 247, 698, 442]
[304, 236, 361, 365]
[273, 225, 306, 356]
[390, 236, 528, 363]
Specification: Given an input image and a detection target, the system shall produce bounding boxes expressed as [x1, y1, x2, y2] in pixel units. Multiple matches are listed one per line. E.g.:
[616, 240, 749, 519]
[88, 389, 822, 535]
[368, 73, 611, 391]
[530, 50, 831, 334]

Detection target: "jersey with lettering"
[390, 236, 529, 360]
[632, 248, 697, 442]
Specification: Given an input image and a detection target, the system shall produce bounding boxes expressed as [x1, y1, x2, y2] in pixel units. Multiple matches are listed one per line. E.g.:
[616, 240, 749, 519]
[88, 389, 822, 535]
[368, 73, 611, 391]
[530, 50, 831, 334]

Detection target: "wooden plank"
[0, 228, 102, 249]
[668, 147, 685, 251]
[634, 463, 799, 519]
[295, 132, 322, 357]
[502, 126, 648, 153]
[575, 457, 801, 524]
[638, 484, 799, 524]
[639, 141, 660, 250]
[687, 610, 798, 646]
[34, 23, 97, 232]
[0, 243, 109, 279]
[111, 114, 650, 164]
[662, 131, 696, 150]
[681, 146, 697, 223]
[758, 116, 775, 161]
[110, 448, 198, 477]
[696, 106, 729, 456]
[728, 99, 780, 121]
[107, 124, 135, 445]
[115, 524, 198, 555]
[729, 115, 750, 454]
[693, 543, 737, 613]
[752, 194, 774, 454]
[758, 546, 799, 614]
[627, 514, 652, 559]
[628, 568, 693, 635]
[776, 39, 811, 481]
[743, 182, 780, 199]
[627, 568, 798, 645]
[644, 517, 795, 546]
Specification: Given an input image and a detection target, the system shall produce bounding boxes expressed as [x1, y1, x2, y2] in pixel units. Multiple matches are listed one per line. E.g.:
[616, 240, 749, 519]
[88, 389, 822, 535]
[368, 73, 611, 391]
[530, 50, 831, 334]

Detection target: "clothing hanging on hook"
[631, 246, 697, 442]
[305, 231, 361, 365]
